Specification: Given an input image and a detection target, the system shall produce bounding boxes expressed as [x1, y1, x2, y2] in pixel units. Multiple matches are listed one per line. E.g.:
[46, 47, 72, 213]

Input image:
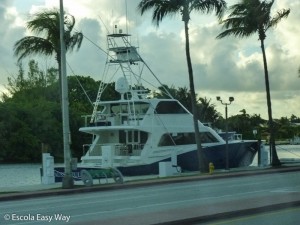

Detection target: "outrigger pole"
[59, 0, 74, 188]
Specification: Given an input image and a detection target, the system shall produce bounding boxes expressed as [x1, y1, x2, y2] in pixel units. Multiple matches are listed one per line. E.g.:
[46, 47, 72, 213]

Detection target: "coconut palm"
[14, 9, 83, 81]
[198, 97, 221, 123]
[138, 0, 227, 172]
[216, 0, 290, 166]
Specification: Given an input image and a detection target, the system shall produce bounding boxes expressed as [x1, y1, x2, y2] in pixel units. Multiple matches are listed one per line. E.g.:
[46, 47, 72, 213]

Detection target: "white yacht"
[73, 30, 258, 176]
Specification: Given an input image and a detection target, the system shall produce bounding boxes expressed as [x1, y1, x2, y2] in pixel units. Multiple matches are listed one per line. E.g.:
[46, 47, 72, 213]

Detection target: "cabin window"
[158, 134, 175, 146]
[111, 104, 128, 114]
[155, 101, 187, 114]
[158, 132, 218, 146]
[111, 103, 149, 115]
[119, 130, 148, 144]
[134, 103, 150, 114]
[201, 132, 219, 143]
[127, 130, 139, 143]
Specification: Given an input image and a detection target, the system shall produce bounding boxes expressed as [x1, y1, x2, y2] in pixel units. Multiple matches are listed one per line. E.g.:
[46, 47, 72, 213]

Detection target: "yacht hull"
[53, 141, 258, 182]
[116, 141, 258, 175]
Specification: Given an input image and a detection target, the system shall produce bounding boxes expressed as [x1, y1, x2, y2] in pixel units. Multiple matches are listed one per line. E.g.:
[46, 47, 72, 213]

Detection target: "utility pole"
[59, 0, 74, 188]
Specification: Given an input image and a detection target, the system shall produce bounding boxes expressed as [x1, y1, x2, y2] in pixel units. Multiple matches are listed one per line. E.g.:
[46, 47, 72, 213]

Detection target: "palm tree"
[14, 8, 83, 82]
[198, 97, 220, 123]
[138, 0, 227, 172]
[216, 0, 290, 166]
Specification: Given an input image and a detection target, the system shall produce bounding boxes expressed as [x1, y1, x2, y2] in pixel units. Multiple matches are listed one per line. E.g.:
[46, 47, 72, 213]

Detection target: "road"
[200, 207, 300, 225]
[1, 171, 300, 225]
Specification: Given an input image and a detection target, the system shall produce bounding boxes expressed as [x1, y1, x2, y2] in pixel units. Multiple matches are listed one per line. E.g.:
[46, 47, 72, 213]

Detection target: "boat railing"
[232, 134, 243, 141]
[82, 143, 143, 157]
[92, 112, 146, 126]
[218, 132, 243, 141]
[115, 144, 144, 156]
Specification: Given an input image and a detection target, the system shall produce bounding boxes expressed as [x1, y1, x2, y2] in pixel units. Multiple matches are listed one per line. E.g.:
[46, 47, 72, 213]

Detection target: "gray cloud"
[0, 0, 299, 119]
[0, 1, 25, 87]
[67, 18, 105, 78]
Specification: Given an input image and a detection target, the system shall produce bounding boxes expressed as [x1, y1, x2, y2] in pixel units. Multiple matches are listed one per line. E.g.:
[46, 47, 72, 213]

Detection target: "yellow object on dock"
[209, 162, 215, 174]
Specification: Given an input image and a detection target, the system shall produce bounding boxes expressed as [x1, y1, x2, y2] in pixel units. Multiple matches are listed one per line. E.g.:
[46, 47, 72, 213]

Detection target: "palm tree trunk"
[260, 39, 281, 166]
[184, 20, 208, 173]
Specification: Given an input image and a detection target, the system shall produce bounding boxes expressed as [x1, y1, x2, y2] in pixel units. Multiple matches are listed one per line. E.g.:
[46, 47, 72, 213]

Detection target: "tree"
[217, 0, 290, 166]
[0, 61, 62, 162]
[0, 59, 124, 163]
[155, 85, 220, 123]
[198, 97, 220, 123]
[290, 114, 300, 123]
[6, 61, 58, 95]
[138, 0, 226, 173]
[13, 8, 83, 82]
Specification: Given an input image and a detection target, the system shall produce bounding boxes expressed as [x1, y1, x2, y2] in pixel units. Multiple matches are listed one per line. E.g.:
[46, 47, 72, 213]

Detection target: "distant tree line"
[0, 61, 99, 163]
[1, 60, 299, 163]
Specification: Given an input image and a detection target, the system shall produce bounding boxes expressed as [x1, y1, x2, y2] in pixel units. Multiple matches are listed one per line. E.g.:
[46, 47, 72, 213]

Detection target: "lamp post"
[253, 129, 261, 166]
[216, 96, 234, 170]
[253, 129, 257, 138]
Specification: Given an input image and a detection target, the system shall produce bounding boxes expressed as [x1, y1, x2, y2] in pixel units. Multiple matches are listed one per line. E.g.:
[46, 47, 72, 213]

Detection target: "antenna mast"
[125, 0, 128, 34]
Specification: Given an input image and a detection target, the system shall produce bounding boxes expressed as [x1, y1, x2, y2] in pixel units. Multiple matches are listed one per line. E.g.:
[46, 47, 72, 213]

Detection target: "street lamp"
[216, 96, 234, 170]
[253, 129, 257, 137]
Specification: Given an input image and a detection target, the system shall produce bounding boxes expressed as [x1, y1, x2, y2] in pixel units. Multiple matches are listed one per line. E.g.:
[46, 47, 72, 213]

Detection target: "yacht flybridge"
[74, 30, 258, 176]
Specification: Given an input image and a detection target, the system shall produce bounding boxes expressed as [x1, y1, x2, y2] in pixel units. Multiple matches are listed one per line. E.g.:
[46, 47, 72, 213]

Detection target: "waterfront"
[0, 145, 300, 188]
[0, 164, 41, 188]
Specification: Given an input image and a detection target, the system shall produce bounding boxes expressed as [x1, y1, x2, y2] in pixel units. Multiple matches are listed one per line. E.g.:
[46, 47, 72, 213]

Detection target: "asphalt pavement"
[1, 162, 300, 224]
[1, 162, 300, 200]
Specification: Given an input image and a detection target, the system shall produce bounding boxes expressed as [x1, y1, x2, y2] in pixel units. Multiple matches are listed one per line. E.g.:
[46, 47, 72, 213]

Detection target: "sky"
[0, 0, 299, 120]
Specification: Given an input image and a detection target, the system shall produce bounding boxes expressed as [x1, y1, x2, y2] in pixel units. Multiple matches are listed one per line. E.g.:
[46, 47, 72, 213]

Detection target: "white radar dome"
[115, 77, 129, 94]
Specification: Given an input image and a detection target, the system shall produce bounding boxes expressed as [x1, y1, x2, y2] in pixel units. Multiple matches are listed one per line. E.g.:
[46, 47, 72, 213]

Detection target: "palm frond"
[14, 8, 83, 63]
[266, 8, 290, 30]
[216, 27, 253, 39]
[137, 0, 181, 26]
[217, 0, 289, 40]
[27, 9, 60, 37]
[66, 32, 83, 52]
[138, 0, 227, 26]
[191, 0, 227, 19]
[13, 36, 54, 62]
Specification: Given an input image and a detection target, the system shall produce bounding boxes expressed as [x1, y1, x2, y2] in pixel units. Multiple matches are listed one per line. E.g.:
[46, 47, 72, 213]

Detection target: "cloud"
[1, 0, 299, 119]
[67, 18, 105, 78]
[0, 1, 26, 89]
